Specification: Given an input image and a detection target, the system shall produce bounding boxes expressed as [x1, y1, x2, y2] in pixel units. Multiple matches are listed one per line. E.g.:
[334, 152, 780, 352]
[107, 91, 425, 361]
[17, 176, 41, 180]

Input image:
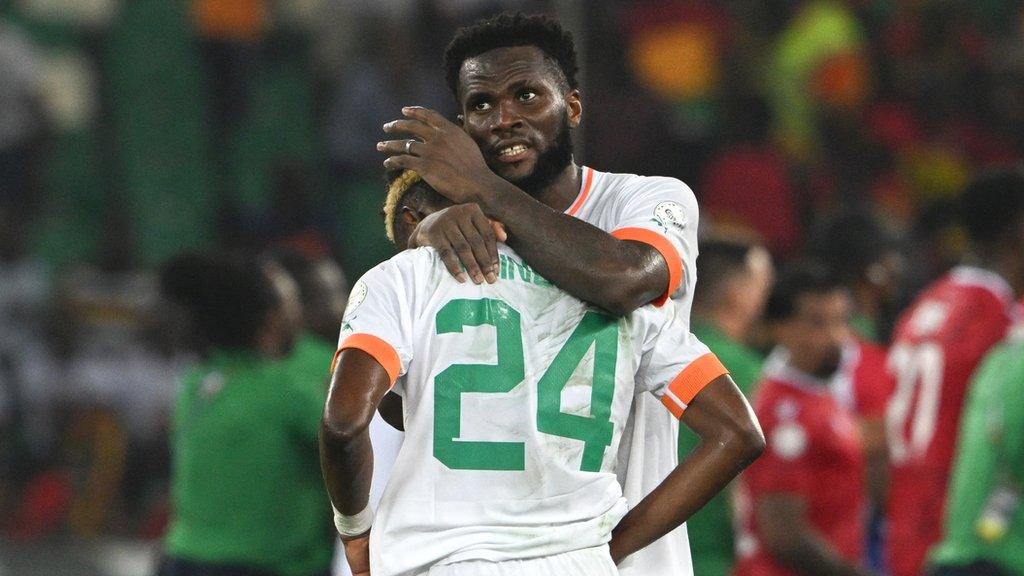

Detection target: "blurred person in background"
[0, 204, 56, 529]
[678, 237, 772, 576]
[190, 0, 266, 235]
[321, 12, 450, 276]
[806, 209, 903, 572]
[0, 15, 47, 218]
[268, 248, 355, 576]
[734, 262, 875, 576]
[805, 209, 903, 572]
[807, 209, 905, 343]
[270, 247, 349, 375]
[928, 323, 1024, 576]
[55, 212, 176, 537]
[885, 168, 1024, 576]
[0, 204, 54, 442]
[158, 252, 334, 576]
[768, 0, 869, 162]
[699, 95, 801, 258]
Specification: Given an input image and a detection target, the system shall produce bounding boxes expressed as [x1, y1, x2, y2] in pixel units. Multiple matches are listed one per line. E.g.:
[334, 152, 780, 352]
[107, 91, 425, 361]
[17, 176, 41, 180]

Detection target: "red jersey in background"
[735, 354, 867, 576]
[885, 266, 1018, 576]
[832, 339, 895, 419]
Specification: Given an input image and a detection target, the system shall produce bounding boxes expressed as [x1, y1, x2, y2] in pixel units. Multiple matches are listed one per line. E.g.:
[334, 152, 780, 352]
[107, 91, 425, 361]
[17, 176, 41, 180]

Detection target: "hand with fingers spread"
[408, 203, 508, 284]
[378, 106, 505, 205]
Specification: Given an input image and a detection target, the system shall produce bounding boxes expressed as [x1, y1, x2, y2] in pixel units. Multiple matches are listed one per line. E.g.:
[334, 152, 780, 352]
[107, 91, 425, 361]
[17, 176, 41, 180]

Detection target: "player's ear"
[566, 89, 582, 128]
[456, 113, 465, 126]
[401, 206, 424, 227]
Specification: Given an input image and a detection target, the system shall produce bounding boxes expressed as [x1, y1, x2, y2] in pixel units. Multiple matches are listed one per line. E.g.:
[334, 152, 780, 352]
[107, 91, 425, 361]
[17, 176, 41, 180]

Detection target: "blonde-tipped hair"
[383, 170, 423, 244]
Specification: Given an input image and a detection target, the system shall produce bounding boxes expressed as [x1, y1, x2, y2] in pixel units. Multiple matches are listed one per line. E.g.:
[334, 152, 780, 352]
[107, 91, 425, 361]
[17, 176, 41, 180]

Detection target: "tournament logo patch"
[344, 280, 367, 319]
[654, 201, 687, 232]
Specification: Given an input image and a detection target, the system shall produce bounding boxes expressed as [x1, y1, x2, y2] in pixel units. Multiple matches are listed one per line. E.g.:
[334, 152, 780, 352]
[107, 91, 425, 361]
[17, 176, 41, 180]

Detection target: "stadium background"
[0, 0, 1021, 574]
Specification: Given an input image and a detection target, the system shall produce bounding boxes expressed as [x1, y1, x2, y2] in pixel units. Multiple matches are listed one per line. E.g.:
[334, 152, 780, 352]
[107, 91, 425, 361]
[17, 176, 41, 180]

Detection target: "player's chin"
[493, 158, 537, 183]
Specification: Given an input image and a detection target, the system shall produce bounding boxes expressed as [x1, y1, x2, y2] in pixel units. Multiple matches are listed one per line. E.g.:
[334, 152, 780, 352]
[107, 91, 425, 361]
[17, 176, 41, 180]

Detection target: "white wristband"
[333, 504, 374, 538]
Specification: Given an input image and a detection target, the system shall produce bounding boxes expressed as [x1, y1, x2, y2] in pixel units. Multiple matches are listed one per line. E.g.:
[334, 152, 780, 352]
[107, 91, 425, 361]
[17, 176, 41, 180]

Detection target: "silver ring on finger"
[405, 139, 415, 155]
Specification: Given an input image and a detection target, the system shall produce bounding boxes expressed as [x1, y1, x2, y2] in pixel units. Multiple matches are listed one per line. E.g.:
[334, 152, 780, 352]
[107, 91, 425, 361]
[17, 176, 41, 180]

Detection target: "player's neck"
[779, 347, 836, 382]
[531, 162, 582, 213]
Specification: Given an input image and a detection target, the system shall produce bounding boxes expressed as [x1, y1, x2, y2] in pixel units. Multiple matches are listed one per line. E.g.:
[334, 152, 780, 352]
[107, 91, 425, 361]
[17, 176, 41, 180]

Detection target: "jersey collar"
[763, 344, 859, 397]
[949, 266, 1015, 307]
[564, 166, 595, 217]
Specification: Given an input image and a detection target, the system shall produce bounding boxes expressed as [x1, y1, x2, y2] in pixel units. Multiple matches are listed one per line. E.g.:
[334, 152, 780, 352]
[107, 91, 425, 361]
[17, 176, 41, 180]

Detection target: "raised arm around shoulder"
[609, 374, 764, 563]
[413, 177, 670, 316]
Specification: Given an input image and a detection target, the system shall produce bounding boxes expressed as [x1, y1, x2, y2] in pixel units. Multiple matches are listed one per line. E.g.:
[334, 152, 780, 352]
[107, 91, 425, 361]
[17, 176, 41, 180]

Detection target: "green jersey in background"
[680, 322, 764, 576]
[286, 333, 336, 392]
[165, 349, 334, 576]
[930, 329, 1024, 576]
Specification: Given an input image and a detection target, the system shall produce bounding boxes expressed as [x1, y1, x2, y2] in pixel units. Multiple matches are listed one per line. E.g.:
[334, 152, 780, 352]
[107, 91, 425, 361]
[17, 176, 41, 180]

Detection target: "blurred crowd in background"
[1, 0, 1023, 574]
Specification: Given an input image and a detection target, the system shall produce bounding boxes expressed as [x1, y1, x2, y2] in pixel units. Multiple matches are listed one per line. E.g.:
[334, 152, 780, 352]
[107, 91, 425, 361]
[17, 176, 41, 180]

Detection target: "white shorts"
[424, 546, 619, 576]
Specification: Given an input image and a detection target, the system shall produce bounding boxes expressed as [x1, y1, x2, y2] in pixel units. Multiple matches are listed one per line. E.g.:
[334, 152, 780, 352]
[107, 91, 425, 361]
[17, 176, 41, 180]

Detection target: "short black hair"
[693, 238, 763, 310]
[807, 210, 897, 286]
[765, 260, 846, 323]
[444, 12, 579, 99]
[960, 167, 1024, 247]
[159, 252, 279, 351]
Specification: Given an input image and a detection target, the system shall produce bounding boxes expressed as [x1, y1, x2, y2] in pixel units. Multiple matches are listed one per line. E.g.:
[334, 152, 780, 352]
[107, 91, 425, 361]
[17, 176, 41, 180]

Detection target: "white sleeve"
[331, 258, 414, 387]
[610, 176, 699, 306]
[634, 306, 728, 419]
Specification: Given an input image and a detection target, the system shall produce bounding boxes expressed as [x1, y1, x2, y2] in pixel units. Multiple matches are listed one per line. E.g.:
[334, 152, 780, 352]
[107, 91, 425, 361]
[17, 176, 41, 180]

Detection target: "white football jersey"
[569, 167, 701, 576]
[337, 244, 722, 576]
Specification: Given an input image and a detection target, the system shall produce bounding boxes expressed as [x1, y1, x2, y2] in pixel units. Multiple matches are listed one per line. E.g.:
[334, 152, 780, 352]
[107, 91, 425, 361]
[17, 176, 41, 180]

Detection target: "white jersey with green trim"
[567, 166, 702, 576]
[338, 244, 718, 576]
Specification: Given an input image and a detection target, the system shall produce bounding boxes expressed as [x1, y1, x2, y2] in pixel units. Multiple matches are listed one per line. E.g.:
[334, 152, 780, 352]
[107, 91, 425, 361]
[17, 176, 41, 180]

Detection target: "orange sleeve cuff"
[332, 334, 402, 386]
[612, 227, 683, 307]
[660, 353, 729, 419]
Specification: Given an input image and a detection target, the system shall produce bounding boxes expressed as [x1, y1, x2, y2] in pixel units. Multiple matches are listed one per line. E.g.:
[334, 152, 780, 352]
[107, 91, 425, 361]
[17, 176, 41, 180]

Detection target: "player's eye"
[471, 100, 492, 112]
[518, 90, 537, 102]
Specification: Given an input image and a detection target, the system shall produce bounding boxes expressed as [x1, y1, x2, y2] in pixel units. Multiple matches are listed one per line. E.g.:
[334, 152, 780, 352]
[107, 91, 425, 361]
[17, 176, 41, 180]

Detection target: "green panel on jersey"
[537, 310, 617, 472]
[434, 298, 526, 471]
[929, 336, 1024, 575]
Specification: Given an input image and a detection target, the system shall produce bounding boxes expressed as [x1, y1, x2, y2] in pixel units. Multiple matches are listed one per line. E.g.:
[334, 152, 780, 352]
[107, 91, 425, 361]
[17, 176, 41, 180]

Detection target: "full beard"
[503, 117, 574, 197]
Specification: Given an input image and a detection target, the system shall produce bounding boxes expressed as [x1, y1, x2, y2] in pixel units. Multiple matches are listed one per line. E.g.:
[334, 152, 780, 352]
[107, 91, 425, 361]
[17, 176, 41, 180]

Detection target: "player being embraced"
[319, 172, 764, 576]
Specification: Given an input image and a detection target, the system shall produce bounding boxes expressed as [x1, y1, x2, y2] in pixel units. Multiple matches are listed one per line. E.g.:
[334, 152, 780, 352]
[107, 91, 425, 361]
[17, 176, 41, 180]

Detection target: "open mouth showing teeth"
[498, 144, 529, 157]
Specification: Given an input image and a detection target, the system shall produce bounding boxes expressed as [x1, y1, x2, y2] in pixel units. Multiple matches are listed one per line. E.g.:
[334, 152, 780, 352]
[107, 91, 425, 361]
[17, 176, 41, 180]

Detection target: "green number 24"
[433, 298, 617, 473]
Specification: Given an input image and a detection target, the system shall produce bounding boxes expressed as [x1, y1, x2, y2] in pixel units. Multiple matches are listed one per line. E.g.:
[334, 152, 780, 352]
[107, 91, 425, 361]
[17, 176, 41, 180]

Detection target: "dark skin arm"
[608, 375, 765, 563]
[377, 391, 404, 432]
[757, 495, 877, 576]
[319, 349, 393, 576]
[381, 107, 670, 317]
[860, 416, 889, 510]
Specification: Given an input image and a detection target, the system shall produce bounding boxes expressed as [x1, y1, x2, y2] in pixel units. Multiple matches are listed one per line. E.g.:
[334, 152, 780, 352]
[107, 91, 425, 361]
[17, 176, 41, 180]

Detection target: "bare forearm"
[480, 182, 666, 315]
[319, 424, 374, 514]
[609, 429, 760, 562]
[861, 419, 889, 508]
